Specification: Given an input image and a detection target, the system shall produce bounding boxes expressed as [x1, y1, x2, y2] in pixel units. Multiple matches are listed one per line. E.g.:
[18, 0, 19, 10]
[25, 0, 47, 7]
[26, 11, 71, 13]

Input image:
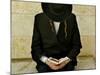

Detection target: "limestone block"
[12, 1, 96, 16]
[73, 5, 96, 16]
[12, 36, 32, 58]
[12, 1, 42, 14]
[11, 56, 96, 74]
[12, 14, 34, 36]
[76, 15, 95, 35]
[76, 56, 96, 70]
[11, 59, 37, 74]
[11, 35, 96, 58]
[79, 35, 96, 57]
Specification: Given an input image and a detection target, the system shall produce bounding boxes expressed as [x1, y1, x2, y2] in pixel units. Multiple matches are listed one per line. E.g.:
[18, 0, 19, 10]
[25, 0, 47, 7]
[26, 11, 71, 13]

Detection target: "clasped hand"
[45, 57, 70, 70]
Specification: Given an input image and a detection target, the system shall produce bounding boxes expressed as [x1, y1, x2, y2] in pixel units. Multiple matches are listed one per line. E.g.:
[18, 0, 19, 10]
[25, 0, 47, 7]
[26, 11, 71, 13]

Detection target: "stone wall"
[12, 1, 96, 58]
[11, 1, 96, 74]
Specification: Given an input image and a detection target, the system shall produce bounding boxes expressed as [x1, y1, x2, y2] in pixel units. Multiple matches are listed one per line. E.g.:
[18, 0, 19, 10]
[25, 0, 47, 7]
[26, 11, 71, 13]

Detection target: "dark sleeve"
[67, 14, 82, 59]
[31, 15, 43, 63]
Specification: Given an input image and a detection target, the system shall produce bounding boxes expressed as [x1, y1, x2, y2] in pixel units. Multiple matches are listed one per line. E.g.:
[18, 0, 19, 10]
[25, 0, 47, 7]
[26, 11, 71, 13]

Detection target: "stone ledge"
[11, 56, 96, 74]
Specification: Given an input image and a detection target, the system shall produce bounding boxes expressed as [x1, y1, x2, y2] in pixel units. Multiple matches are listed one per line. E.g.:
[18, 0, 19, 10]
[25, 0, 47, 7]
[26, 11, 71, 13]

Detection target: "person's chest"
[37, 14, 74, 45]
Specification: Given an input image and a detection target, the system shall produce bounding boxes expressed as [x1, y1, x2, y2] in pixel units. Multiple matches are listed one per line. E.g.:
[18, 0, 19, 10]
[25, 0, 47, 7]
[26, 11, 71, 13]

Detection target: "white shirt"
[53, 21, 60, 34]
[40, 21, 70, 63]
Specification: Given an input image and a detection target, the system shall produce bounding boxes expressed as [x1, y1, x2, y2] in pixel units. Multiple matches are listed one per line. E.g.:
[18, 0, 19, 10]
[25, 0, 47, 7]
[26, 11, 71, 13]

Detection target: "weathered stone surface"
[12, 1, 96, 58]
[12, 1, 95, 16]
[11, 1, 96, 74]
[12, 14, 34, 36]
[73, 5, 96, 16]
[12, 36, 32, 58]
[12, 35, 96, 58]
[79, 35, 96, 57]
[11, 56, 96, 74]
[12, 1, 42, 14]
[76, 15, 95, 35]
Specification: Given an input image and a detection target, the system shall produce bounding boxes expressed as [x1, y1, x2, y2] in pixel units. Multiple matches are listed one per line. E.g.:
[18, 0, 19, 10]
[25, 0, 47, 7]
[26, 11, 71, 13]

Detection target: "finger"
[59, 63, 66, 69]
[48, 60, 59, 65]
[49, 65, 60, 70]
[52, 66, 60, 70]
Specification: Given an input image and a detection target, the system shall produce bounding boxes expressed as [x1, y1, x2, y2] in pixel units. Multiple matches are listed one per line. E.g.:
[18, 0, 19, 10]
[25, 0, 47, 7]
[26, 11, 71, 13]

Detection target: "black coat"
[31, 13, 82, 66]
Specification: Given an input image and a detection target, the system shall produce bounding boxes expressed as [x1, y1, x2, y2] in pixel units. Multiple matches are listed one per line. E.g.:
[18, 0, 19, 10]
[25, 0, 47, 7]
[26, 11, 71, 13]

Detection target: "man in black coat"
[31, 3, 82, 73]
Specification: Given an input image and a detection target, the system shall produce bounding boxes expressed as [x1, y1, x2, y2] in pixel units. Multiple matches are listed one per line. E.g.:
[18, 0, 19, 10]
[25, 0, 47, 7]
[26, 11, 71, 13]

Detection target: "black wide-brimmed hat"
[41, 3, 72, 22]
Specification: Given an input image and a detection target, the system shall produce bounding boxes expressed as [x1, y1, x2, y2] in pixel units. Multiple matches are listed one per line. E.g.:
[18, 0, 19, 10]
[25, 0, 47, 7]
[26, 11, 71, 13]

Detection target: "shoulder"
[68, 13, 78, 28]
[69, 13, 76, 19]
[34, 13, 49, 22]
[68, 13, 77, 25]
[35, 13, 46, 19]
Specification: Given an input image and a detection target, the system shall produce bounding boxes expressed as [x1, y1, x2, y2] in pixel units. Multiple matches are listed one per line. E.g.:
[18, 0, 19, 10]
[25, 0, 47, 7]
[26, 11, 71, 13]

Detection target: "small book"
[48, 57, 59, 65]
[49, 57, 70, 64]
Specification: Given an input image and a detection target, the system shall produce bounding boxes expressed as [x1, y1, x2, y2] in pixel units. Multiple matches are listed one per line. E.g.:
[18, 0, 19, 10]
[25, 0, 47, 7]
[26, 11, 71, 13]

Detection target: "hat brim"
[41, 3, 72, 22]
